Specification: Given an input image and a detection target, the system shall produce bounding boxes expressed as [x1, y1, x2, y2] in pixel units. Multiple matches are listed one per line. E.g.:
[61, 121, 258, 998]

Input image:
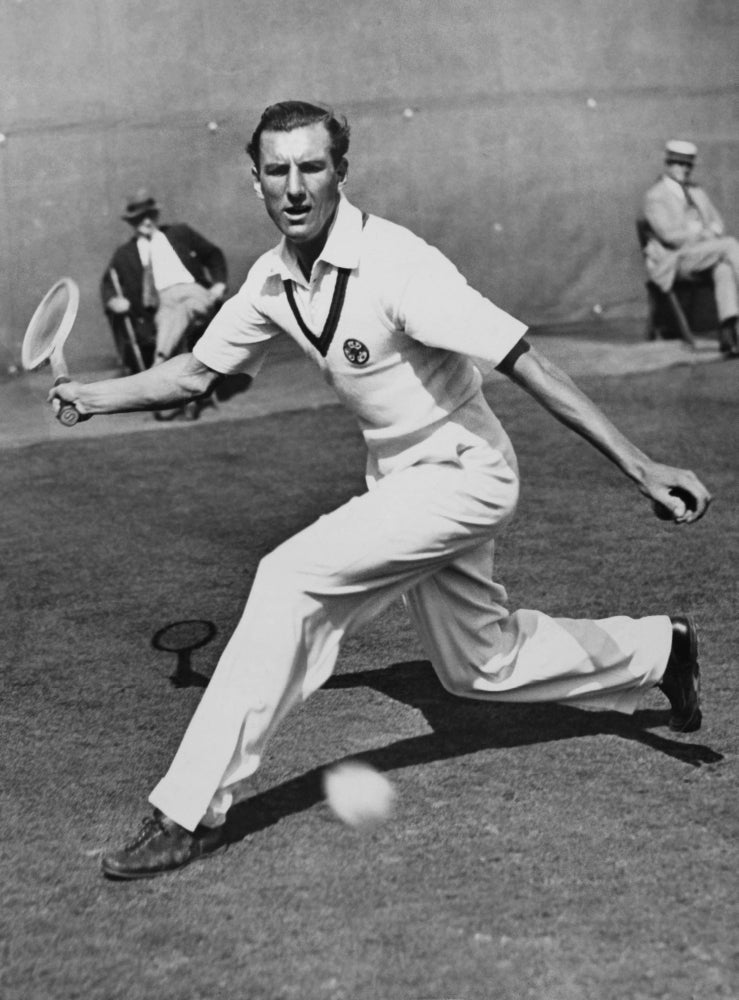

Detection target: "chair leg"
[645, 306, 658, 341]
[665, 291, 696, 348]
[645, 285, 660, 340]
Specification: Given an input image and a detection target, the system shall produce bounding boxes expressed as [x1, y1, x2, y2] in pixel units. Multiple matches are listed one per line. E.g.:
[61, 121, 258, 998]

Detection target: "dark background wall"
[1, 0, 737, 371]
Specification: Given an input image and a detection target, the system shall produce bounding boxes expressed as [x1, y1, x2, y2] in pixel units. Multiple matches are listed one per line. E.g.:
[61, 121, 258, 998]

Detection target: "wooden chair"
[636, 220, 719, 346]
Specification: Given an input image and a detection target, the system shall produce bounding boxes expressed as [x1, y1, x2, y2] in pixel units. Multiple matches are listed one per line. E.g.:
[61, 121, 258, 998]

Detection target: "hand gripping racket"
[21, 277, 81, 426]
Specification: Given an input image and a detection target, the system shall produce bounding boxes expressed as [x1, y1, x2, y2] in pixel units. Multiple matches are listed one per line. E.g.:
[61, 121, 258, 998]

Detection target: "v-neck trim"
[283, 268, 352, 357]
[281, 210, 369, 358]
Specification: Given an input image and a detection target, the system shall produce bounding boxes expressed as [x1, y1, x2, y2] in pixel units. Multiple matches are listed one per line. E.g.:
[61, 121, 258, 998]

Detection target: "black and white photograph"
[2, 2, 737, 998]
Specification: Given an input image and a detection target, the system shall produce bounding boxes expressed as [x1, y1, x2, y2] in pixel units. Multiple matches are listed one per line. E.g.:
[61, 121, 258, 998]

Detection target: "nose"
[286, 164, 306, 200]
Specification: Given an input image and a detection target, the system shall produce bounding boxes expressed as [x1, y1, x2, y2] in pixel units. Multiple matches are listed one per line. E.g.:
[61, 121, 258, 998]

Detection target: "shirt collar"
[266, 195, 363, 284]
[136, 229, 162, 250]
[662, 174, 690, 199]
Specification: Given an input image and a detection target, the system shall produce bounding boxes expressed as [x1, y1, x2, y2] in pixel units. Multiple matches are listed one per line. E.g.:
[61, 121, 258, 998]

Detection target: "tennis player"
[50, 101, 711, 880]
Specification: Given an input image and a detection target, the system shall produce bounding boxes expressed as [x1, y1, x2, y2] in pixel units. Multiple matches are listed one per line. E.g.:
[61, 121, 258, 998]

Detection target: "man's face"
[253, 123, 347, 247]
[665, 160, 694, 184]
[134, 215, 158, 239]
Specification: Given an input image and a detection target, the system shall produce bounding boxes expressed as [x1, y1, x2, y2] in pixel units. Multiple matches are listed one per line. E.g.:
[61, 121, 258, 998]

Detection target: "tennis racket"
[21, 277, 81, 427]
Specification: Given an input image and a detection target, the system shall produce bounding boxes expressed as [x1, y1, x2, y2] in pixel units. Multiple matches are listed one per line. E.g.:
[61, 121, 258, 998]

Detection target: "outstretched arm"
[502, 343, 712, 523]
[47, 353, 230, 417]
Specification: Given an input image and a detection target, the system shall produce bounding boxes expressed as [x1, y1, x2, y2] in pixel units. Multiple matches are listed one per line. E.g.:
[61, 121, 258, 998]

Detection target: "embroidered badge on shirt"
[343, 339, 370, 366]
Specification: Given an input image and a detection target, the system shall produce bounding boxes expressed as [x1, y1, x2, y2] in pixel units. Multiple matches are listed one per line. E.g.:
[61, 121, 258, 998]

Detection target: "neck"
[294, 240, 322, 280]
[665, 172, 692, 185]
[290, 205, 339, 280]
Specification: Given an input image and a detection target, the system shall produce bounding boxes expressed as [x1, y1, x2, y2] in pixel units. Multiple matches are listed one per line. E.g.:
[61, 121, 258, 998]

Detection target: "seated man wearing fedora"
[101, 189, 229, 410]
[642, 139, 739, 357]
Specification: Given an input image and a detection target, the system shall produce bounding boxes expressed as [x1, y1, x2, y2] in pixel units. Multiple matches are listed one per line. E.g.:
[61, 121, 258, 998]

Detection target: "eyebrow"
[262, 156, 329, 172]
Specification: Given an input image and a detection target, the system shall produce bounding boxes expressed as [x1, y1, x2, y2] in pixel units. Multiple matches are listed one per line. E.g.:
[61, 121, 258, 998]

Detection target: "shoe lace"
[124, 814, 166, 851]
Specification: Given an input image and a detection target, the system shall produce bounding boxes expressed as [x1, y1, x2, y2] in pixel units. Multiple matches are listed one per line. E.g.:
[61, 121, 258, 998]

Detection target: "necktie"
[681, 182, 697, 209]
[141, 241, 159, 310]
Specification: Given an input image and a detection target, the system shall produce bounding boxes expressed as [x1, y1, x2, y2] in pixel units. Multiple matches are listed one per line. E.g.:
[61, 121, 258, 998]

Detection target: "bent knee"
[253, 542, 327, 598]
[716, 236, 739, 259]
[254, 546, 300, 587]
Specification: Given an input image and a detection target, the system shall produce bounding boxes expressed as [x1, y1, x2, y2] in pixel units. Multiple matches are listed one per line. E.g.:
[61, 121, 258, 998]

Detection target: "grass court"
[2, 357, 736, 1000]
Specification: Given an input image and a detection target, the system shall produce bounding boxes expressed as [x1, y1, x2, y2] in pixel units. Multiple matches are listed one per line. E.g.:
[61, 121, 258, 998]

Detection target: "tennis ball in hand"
[323, 761, 396, 831]
[653, 487, 696, 521]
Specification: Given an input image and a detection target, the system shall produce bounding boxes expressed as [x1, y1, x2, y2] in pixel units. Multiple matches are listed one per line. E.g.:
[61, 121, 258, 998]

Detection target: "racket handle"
[53, 375, 80, 427]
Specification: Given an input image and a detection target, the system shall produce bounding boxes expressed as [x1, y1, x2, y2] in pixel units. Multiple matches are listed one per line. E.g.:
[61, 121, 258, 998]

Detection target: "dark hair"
[246, 100, 351, 171]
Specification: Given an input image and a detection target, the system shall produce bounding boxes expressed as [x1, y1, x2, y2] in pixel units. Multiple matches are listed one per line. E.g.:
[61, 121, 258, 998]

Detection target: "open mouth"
[284, 205, 310, 221]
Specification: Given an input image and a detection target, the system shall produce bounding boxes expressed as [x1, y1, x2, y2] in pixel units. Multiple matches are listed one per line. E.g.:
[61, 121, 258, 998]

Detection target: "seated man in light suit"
[642, 140, 739, 357]
[101, 189, 228, 370]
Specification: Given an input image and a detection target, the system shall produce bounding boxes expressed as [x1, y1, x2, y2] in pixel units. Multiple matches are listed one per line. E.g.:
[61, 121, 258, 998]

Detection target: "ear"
[251, 165, 264, 201]
[337, 158, 349, 190]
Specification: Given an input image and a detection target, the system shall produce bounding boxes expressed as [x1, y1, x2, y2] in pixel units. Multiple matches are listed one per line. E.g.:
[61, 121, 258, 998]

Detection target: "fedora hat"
[121, 187, 160, 222]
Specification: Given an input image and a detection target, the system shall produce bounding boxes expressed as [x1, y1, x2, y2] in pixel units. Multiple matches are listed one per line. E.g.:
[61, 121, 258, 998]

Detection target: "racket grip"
[53, 375, 80, 427]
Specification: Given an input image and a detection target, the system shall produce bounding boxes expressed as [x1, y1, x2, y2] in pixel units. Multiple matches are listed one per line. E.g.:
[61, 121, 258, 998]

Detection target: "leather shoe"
[153, 407, 184, 421]
[658, 616, 702, 732]
[101, 810, 226, 880]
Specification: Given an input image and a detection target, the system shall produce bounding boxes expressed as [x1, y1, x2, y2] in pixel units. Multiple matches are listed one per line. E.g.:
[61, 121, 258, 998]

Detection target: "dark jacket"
[101, 223, 228, 364]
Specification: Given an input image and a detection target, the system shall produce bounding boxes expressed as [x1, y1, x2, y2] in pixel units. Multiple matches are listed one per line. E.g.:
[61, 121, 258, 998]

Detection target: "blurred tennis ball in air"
[323, 760, 396, 831]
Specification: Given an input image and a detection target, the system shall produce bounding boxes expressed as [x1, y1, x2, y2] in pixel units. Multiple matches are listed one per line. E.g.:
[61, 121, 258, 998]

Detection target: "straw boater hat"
[121, 188, 160, 222]
[664, 140, 698, 165]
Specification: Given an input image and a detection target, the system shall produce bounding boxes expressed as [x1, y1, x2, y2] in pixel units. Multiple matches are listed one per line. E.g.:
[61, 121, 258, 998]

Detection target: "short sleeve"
[193, 272, 284, 377]
[397, 246, 527, 366]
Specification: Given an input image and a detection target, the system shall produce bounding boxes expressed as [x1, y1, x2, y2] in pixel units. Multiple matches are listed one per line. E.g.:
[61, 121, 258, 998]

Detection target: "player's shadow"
[225, 658, 723, 844]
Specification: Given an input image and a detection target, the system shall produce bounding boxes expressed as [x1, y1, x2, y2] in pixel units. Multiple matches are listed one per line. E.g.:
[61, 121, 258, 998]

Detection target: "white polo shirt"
[195, 196, 527, 476]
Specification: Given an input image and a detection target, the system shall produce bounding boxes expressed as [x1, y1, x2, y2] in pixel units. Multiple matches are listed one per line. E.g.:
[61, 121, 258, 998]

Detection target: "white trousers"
[154, 283, 213, 361]
[677, 235, 739, 322]
[149, 438, 671, 831]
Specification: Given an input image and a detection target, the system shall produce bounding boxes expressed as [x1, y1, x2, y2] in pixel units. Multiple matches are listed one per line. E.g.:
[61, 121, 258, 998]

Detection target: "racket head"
[21, 278, 80, 371]
[151, 619, 217, 653]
